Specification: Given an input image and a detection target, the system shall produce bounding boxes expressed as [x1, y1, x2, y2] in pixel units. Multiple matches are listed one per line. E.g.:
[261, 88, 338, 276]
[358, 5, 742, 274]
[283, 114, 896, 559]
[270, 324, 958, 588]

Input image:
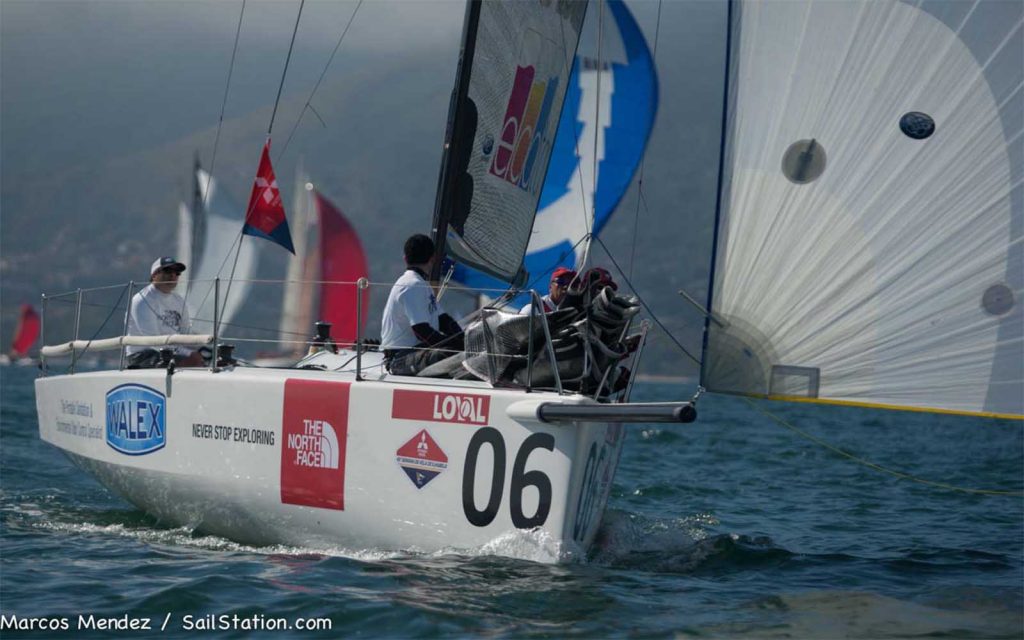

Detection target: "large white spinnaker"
[703, 0, 1023, 418]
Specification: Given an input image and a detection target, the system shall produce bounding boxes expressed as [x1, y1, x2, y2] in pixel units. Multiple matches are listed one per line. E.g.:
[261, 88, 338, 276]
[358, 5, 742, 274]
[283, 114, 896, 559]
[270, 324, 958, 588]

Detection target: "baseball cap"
[551, 266, 576, 285]
[150, 257, 186, 277]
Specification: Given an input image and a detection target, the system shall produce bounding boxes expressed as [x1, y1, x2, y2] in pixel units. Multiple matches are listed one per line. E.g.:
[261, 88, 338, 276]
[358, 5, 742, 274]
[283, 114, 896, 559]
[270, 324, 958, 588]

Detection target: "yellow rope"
[742, 397, 1024, 497]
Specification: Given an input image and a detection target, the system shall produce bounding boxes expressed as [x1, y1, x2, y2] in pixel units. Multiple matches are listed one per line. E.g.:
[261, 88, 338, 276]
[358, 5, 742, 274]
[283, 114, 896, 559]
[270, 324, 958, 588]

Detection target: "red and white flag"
[242, 138, 295, 254]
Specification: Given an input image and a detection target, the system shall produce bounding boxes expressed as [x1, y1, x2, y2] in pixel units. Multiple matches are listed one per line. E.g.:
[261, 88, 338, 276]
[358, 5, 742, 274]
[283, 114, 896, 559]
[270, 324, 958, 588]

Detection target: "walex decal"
[280, 379, 350, 510]
[106, 384, 166, 455]
[396, 430, 448, 489]
[391, 389, 490, 425]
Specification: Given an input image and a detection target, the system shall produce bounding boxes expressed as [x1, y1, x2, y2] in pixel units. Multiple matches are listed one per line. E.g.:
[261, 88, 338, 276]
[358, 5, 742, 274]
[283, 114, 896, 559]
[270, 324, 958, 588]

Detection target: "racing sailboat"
[177, 158, 260, 335]
[261, 168, 370, 364]
[33, 0, 1022, 565]
[1, 304, 40, 366]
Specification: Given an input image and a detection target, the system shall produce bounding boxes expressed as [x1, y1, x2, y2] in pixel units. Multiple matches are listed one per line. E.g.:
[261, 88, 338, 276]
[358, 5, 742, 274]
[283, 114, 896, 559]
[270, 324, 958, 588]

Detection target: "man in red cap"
[520, 266, 576, 314]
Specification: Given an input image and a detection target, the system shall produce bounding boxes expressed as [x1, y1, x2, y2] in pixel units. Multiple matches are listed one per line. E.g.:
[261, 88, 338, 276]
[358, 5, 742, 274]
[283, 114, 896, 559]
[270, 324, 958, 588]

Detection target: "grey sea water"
[1, 365, 1021, 638]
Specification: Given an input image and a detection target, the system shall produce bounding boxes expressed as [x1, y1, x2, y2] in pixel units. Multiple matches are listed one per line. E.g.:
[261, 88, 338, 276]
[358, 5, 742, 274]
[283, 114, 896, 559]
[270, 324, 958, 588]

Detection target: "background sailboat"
[0, 303, 40, 366]
[267, 167, 369, 361]
[176, 160, 260, 335]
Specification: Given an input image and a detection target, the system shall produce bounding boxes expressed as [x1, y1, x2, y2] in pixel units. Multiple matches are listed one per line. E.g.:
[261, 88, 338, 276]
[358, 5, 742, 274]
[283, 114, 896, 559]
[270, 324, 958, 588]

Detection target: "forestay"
[703, 0, 1023, 418]
[436, 0, 588, 284]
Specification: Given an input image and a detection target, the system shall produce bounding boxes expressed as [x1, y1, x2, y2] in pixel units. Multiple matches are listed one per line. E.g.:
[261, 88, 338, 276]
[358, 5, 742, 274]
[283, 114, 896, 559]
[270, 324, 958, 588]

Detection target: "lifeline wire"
[63, 286, 128, 373]
[745, 397, 1024, 497]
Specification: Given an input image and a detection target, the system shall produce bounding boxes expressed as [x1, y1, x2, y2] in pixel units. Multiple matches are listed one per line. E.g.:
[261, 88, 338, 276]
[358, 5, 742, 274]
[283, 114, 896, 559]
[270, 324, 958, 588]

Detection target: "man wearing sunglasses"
[125, 257, 203, 367]
[520, 266, 577, 314]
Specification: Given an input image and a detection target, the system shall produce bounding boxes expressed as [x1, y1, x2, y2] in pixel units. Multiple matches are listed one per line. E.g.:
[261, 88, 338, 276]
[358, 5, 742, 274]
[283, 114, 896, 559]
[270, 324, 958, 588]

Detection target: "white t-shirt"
[519, 294, 554, 315]
[126, 284, 193, 355]
[381, 269, 441, 349]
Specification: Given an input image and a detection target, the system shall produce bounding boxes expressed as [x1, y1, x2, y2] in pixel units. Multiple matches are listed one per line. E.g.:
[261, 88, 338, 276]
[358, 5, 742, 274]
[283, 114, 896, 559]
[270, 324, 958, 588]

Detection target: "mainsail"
[454, 0, 658, 297]
[433, 0, 588, 284]
[703, 0, 1023, 418]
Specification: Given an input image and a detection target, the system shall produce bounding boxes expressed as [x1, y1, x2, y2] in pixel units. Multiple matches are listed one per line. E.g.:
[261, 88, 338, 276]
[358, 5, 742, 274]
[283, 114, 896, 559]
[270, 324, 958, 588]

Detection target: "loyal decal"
[396, 429, 448, 489]
[105, 384, 166, 455]
[391, 389, 490, 425]
[280, 379, 350, 510]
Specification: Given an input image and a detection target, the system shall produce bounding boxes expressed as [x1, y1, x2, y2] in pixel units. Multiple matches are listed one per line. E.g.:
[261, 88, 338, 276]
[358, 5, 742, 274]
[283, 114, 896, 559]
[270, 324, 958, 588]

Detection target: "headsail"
[703, 0, 1023, 418]
[433, 0, 588, 284]
[453, 0, 658, 298]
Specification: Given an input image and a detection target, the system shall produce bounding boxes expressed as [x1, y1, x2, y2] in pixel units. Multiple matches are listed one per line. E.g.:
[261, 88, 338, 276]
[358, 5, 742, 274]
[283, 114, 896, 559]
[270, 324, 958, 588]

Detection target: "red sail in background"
[11, 304, 40, 357]
[315, 191, 369, 346]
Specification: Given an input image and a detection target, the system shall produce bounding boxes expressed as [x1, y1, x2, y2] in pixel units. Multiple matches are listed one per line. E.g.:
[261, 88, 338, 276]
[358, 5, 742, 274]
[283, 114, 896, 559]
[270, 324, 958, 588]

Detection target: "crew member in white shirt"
[518, 266, 576, 314]
[126, 257, 204, 367]
[381, 234, 463, 376]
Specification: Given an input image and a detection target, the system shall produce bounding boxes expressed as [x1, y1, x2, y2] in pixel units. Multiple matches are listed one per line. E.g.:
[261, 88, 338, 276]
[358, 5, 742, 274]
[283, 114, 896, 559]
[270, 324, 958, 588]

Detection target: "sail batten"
[703, 0, 1023, 418]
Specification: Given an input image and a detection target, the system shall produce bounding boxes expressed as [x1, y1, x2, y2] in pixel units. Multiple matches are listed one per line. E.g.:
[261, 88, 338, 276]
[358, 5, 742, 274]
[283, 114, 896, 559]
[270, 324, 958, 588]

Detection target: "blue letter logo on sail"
[105, 384, 166, 455]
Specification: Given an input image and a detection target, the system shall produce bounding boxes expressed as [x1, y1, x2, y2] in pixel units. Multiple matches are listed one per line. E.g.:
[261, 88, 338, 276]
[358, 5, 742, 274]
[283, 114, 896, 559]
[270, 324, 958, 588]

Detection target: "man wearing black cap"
[381, 234, 463, 376]
[125, 257, 203, 367]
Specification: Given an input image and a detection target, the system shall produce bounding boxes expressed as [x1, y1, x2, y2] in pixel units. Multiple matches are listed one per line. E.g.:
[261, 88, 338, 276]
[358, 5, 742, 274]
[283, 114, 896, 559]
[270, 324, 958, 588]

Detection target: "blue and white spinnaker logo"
[106, 384, 166, 455]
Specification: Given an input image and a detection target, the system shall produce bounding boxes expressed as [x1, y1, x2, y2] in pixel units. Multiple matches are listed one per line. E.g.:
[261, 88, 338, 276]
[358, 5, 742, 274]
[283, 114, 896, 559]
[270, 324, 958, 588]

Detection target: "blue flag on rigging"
[242, 138, 295, 254]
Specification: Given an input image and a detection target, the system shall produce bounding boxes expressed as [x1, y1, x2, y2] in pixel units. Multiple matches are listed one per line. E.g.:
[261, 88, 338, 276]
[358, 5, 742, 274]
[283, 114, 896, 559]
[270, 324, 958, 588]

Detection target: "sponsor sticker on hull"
[391, 389, 490, 425]
[280, 380, 349, 510]
[396, 429, 448, 489]
[105, 384, 166, 455]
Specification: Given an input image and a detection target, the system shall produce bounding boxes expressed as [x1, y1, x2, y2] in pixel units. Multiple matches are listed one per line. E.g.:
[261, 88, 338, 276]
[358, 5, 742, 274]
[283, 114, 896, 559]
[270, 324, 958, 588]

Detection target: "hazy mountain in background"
[1, 0, 725, 377]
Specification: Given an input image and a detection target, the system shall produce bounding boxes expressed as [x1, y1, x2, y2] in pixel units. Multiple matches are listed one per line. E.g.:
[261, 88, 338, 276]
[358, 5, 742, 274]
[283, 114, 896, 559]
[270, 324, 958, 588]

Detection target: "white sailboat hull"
[35, 367, 624, 562]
